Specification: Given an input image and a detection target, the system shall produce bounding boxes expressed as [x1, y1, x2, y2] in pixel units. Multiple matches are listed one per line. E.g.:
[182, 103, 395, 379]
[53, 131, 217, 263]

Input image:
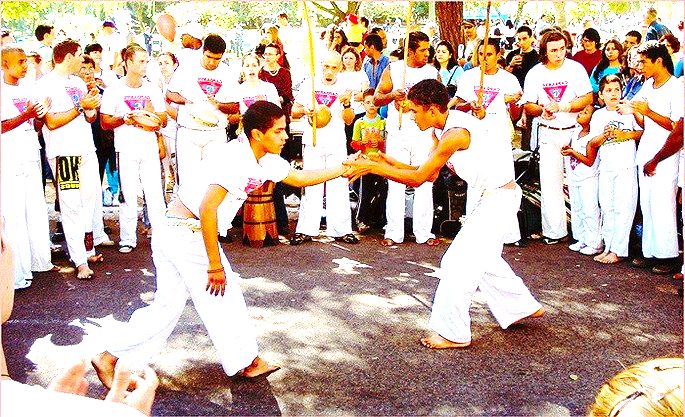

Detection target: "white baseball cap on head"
[181, 23, 204, 40]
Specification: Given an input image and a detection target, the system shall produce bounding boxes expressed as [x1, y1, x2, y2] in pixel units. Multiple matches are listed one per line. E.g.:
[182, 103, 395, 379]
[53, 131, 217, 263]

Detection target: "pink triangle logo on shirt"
[570, 157, 579, 170]
[315, 91, 338, 107]
[65, 86, 83, 106]
[12, 98, 29, 113]
[124, 97, 150, 111]
[474, 87, 500, 109]
[542, 83, 568, 102]
[244, 178, 264, 194]
[243, 96, 266, 109]
[197, 79, 222, 95]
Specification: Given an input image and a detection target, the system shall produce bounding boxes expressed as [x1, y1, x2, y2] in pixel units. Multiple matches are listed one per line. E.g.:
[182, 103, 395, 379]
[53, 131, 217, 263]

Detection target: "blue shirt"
[590, 66, 621, 93]
[645, 21, 671, 42]
[363, 54, 390, 89]
[623, 76, 644, 100]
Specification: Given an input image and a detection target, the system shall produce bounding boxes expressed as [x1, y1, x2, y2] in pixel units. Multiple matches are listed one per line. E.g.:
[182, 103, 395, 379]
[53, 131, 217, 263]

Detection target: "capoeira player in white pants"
[92, 101, 357, 383]
[521, 31, 593, 245]
[374, 31, 439, 247]
[1, 46, 56, 289]
[100, 44, 167, 254]
[40, 40, 104, 280]
[346, 79, 544, 348]
[166, 34, 237, 187]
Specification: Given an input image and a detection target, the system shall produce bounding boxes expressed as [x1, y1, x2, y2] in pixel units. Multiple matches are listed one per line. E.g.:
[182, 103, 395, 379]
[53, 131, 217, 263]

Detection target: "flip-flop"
[425, 238, 441, 246]
[380, 238, 396, 247]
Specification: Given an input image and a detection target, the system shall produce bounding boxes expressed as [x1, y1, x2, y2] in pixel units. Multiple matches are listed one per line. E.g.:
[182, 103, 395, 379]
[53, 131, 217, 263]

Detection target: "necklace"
[265, 67, 279, 76]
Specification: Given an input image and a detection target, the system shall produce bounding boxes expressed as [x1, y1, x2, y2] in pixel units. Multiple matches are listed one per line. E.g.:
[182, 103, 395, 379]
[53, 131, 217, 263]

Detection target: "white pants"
[106, 218, 258, 376]
[1, 159, 52, 287]
[295, 145, 352, 237]
[161, 131, 177, 194]
[568, 176, 601, 250]
[638, 156, 679, 259]
[466, 186, 521, 243]
[50, 153, 99, 267]
[429, 185, 542, 343]
[175, 127, 226, 187]
[384, 130, 435, 243]
[538, 125, 575, 239]
[118, 151, 165, 247]
[598, 168, 638, 257]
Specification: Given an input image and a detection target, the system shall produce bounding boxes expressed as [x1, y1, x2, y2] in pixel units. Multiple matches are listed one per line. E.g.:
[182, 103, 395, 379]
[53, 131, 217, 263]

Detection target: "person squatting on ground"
[91, 101, 361, 384]
[345, 79, 544, 349]
[0, 46, 57, 290]
[522, 30, 593, 245]
[373, 31, 440, 247]
[289, 50, 359, 246]
[100, 44, 168, 254]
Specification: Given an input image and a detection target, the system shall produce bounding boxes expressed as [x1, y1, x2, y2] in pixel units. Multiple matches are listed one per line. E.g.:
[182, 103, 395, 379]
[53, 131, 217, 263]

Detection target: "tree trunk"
[436, 1, 463, 50]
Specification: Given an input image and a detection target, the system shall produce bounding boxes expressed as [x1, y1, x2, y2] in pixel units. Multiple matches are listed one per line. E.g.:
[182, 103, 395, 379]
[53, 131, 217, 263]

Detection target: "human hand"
[470, 102, 486, 120]
[392, 88, 407, 103]
[541, 108, 556, 120]
[543, 100, 560, 114]
[80, 89, 101, 110]
[105, 362, 158, 417]
[510, 54, 523, 67]
[343, 157, 375, 182]
[47, 359, 89, 396]
[630, 100, 649, 116]
[207, 94, 219, 109]
[560, 145, 573, 156]
[616, 100, 634, 115]
[123, 113, 135, 126]
[643, 159, 658, 177]
[206, 268, 226, 296]
[22, 101, 42, 120]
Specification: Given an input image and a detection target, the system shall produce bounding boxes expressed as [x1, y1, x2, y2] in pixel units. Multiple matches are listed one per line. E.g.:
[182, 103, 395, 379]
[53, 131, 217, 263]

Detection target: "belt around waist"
[539, 123, 576, 131]
[165, 212, 201, 232]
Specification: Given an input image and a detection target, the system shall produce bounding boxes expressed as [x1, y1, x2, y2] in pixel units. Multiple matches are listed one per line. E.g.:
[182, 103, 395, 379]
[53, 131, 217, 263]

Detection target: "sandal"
[380, 238, 396, 247]
[289, 233, 313, 246]
[334, 234, 359, 244]
[425, 238, 441, 246]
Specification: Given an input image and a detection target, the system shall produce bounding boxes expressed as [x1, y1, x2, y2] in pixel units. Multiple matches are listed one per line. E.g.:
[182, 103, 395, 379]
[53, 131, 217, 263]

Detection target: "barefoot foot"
[238, 356, 280, 378]
[512, 307, 545, 325]
[76, 264, 94, 280]
[599, 252, 620, 264]
[88, 253, 104, 263]
[91, 351, 118, 389]
[593, 252, 609, 262]
[419, 333, 471, 349]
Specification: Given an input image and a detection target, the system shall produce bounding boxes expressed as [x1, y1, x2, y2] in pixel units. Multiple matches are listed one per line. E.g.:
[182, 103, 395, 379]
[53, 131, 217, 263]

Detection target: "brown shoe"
[631, 257, 654, 268]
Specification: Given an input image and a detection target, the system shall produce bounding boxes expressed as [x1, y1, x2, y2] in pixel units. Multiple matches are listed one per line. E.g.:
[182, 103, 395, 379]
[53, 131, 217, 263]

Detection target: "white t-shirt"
[338, 70, 369, 114]
[590, 107, 642, 172]
[37, 72, 96, 158]
[157, 78, 178, 139]
[1, 80, 41, 169]
[295, 76, 349, 153]
[100, 78, 166, 155]
[96, 32, 126, 70]
[564, 128, 599, 184]
[439, 110, 514, 192]
[167, 60, 233, 130]
[632, 76, 685, 166]
[457, 67, 521, 141]
[228, 80, 280, 114]
[177, 137, 290, 235]
[521, 59, 592, 128]
[386, 61, 439, 133]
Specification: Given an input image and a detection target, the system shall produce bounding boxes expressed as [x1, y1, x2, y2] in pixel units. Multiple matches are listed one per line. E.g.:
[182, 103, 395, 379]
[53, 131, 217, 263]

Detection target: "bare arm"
[632, 100, 678, 131]
[199, 185, 229, 297]
[644, 118, 684, 176]
[166, 91, 189, 105]
[1, 102, 40, 133]
[373, 67, 400, 107]
[282, 165, 346, 188]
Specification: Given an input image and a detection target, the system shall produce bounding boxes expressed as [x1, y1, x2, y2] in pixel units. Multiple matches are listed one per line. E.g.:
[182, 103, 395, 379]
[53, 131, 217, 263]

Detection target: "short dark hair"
[407, 79, 449, 113]
[539, 31, 567, 64]
[203, 34, 226, 54]
[432, 40, 457, 71]
[660, 33, 681, 53]
[122, 44, 146, 65]
[626, 30, 642, 43]
[638, 41, 674, 75]
[243, 101, 285, 140]
[478, 37, 501, 55]
[408, 31, 430, 52]
[52, 39, 80, 64]
[81, 55, 95, 67]
[35, 24, 53, 41]
[362, 88, 375, 99]
[364, 34, 383, 51]
[360, 17, 369, 28]
[581, 28, 601, 49]
[516, 25, 533, 37]
[84, 43, 103, 54]
[598, 73, 624, 93]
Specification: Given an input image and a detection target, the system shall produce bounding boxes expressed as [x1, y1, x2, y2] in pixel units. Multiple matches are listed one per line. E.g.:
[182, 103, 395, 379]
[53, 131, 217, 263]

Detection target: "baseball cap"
[462, 19, 476, 28]
[103, 20, 116, 29]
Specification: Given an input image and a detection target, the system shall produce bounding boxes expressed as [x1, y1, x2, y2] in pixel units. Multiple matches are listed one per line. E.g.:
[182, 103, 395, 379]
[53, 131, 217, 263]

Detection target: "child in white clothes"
[560, 105, 602, 255]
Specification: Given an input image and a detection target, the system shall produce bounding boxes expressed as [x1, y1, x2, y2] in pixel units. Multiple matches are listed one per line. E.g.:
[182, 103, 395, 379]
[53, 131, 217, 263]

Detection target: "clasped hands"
[342, 151, 397, 183]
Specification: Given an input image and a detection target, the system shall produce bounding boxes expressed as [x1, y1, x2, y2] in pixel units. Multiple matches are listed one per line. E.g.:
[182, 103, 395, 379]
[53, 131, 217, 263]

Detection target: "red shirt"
[572, 50, 602, 75]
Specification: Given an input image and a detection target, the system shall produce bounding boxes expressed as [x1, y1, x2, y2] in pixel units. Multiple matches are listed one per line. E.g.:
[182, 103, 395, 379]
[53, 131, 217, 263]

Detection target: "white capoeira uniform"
[100, 78, 167, 248]
[521, 59, 592, 239]
[38, 72, 101, 268]
[456, 66, 522, 243]
[563, 127, 601, 250]
[294, 77, 354, 238]
[229, 79, 280, 115]
[632, 76, 684, 260]
[429, 111, 542, 344]
[1, 79, 54, 289]
[166, 60, 232, 186]
[158, 78, 179, 195]
[384, 61, 438, 243]
[105, 137, 290, 376]
[593, 108, 641, 257]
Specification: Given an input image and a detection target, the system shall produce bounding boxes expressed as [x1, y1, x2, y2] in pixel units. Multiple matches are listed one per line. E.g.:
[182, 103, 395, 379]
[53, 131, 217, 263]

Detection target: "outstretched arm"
[282, 164, 348, 188]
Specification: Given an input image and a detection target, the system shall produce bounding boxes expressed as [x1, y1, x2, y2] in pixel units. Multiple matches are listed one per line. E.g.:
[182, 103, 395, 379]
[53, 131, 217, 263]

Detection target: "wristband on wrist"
[207, 267, 224, 274]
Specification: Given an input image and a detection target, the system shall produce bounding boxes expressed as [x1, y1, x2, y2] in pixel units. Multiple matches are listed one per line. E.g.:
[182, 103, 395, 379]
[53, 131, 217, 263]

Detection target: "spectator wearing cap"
[644, 7, 672, 42]
[457, 20, 478, 67]
[572, 28, 602, 75]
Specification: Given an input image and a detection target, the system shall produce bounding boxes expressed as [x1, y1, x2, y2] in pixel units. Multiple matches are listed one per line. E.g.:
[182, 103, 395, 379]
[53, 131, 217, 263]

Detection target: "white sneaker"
[568, 241, 586, 252]
[15, 279, 31, 290]
[118, 245, 134, 254]
[579, 246, 602, 256]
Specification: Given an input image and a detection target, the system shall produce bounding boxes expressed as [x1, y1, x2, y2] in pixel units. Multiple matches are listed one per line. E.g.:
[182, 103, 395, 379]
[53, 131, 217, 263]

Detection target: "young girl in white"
[560, 105, 602, 256]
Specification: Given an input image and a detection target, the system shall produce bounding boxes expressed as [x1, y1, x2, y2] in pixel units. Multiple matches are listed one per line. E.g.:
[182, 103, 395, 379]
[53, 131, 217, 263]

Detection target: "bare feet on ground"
[599, 252, 620, 264]
[88, 253, 104, 263]
[512, 307, 545, 325]
[238, 356, 280, 378]
[420, 333, 471, 349]
[593, 252, 608, 262]
[76, 264, 94, 279]
[92, 351, 118, 389]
